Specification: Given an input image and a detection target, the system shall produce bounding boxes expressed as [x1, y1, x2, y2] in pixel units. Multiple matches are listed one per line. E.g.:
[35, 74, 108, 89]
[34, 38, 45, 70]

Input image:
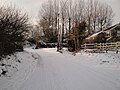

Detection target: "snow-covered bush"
[0, 5, 30, 59]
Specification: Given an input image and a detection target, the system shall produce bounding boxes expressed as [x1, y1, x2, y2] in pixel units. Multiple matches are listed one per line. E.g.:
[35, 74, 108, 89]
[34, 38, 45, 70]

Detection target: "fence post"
[105, 43, 107, 53]
[94, 43, 96, 49]
[100, 43, 101, 50]
[116, 42, 118, 53]
[85, 43, 86, 49]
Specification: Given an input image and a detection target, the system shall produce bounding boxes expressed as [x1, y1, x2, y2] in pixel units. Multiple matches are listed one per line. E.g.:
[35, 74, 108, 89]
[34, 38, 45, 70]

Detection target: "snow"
[0, 48, 120, 90]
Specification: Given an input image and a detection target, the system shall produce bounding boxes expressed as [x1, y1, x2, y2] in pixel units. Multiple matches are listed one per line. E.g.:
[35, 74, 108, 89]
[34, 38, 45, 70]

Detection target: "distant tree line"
[0, 0, 113, 53]
[36, 0, 114, 51]
[0, 5, 30, 60]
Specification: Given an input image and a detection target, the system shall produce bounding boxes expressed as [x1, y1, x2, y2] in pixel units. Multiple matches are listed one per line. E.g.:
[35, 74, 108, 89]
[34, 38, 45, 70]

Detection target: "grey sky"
[0, 0, 120, 24]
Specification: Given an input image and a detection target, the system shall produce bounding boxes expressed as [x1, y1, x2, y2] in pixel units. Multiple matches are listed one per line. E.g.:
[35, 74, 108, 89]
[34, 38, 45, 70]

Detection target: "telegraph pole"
[57, 13, 60, 51]
[57, 0, 69, 52]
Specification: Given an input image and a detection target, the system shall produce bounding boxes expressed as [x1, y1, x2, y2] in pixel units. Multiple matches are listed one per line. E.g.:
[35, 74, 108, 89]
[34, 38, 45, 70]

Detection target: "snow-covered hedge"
[0, 6, 30, 59]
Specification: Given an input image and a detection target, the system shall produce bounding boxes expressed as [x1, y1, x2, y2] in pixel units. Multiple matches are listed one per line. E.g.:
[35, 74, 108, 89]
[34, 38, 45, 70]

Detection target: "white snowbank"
[0, 48, 120, 90]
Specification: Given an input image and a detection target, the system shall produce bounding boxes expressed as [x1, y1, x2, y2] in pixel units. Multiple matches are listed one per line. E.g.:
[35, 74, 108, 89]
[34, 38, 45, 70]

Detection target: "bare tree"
[84, 0, 114, 35]
[38, 0, 59, 43]
[37, 0, 114, 51]
[85, 0, 94, 35]
[91, 0, 99, 32]
[97, 3, 114, 31]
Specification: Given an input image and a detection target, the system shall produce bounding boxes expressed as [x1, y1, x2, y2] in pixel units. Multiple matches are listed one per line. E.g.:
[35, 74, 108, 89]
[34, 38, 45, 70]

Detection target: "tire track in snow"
[35, 50, 68, 90]
[1, 52, 38, 90]
[63, 54, 120, 90]
[35, 49, 120, 90]
[5, 48, 120, 90]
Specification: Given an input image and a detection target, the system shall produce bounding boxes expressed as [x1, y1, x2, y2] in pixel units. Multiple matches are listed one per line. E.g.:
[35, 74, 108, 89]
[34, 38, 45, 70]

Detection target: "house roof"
[86, 31, 103, 39]
[104, 23, 120, 31]
[85, 23, 120, 40]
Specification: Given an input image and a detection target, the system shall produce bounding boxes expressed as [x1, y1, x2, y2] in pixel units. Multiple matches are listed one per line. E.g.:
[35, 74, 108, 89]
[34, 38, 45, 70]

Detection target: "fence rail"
[81, 42, 120, 53]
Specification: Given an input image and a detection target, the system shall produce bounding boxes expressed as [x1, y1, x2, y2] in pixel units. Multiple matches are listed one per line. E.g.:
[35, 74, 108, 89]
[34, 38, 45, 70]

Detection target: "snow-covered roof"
[86, 23, 120, 40]
[86, 31, 103, 39]
[104, 23, 120, 31]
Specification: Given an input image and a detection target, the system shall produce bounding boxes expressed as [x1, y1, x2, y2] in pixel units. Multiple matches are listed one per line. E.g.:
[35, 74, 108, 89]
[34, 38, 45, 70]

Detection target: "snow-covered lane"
[18, 48, 120, 90]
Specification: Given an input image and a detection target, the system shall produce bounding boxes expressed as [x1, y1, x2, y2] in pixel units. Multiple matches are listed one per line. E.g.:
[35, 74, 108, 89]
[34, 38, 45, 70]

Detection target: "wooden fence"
[81, 42, 120, 53]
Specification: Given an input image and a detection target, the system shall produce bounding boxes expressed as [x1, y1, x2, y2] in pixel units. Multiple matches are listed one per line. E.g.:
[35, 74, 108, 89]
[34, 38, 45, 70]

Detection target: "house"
[84, 23, 120, 44]
[84, 31, 106, 44]
[104, 23, 120, 42]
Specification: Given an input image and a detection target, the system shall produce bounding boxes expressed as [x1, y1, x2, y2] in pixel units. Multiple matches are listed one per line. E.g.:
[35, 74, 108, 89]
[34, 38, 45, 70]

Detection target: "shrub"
[0, 6, 30, 59]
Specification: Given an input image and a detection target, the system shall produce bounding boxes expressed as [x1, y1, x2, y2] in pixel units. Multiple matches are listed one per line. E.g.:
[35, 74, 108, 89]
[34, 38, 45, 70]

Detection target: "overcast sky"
[0, 0, 120, 24]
